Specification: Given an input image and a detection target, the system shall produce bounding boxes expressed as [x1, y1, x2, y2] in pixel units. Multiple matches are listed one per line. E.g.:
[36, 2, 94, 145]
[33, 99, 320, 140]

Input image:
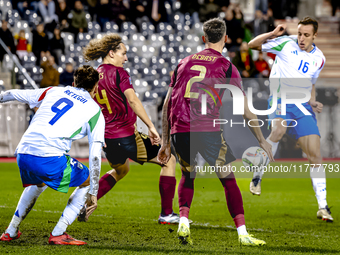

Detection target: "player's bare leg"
[298, 135, 332, 222]
[251, 118, 286, 195]
[49, 176, 91, 245]
[1, 183, 47, 241]
[218, 164, 266, 246]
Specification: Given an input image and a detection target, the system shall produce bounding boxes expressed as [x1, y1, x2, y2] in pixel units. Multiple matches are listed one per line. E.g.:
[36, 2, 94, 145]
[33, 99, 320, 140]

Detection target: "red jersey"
[169, 48, 244, 134]
[95, 64, 136, 139]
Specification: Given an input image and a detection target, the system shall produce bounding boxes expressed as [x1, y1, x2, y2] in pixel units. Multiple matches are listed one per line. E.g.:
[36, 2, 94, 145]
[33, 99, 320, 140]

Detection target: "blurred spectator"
[96, 0, 111, 30]
[15, 29, 31, 59]
[199, 0, 221, 22]
[40, 55, 60, 88]
[146, 0, 168, 26]
[17, 0, 39, 18]
[69, 0, 88, 38]
[254, 52, 270, 78]
[179, 1, 201, 15]
[49, 27, 65, 65]
[86, 0, 97, 21]
[224, 8, 244, 51]
[266, 7, 275, 32]
[331, 0, 340, 17]
[232, 42, 256, 78]
[214, 0, 229, 12]
[59, 62, 74, 86]
[38, 0, 59, 31]
[249, 10, 268, 37]
[282, 0, 299, 19]
[110, 0, 128, 27]
[32, 23, 50, 65]
[129, 0, 145, 29]
[255, 0, 268, 14]
[56, 0, 71, 31]
[0, 20, 16, 62]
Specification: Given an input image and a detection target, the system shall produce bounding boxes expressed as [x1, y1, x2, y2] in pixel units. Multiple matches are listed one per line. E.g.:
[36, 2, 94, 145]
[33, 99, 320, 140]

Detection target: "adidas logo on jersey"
[291, 50, 298, 55]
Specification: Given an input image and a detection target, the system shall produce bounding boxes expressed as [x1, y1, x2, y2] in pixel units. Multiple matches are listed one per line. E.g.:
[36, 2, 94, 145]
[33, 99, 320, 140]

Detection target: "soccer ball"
[242, 146, 269, 170]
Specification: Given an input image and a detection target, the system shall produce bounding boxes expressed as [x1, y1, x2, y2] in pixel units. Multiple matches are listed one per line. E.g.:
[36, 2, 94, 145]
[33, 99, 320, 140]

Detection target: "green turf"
[0, 161, 339, 254]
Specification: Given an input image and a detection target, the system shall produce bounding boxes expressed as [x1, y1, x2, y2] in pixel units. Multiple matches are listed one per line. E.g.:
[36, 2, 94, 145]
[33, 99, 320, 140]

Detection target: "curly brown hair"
[83, 34, 123, 62]
[74, 65, 99, 92]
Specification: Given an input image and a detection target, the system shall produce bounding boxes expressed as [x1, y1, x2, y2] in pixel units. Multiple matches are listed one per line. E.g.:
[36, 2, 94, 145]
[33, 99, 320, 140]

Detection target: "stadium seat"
[6, 9, 20, 26]
[140, 22, 155, 39]
[121, 22, 137, 38]
[156, 22, 173, 37]
[88, 22, 101, 38]
[77, 33, 91, 47]
[13, 20, 30, 36]
[103, 21, 119, 33]
[173, 12, 185, 26]
[149, 33, 165, 48]
[130, 33, 146, 47]
[61, 32, 75, 52]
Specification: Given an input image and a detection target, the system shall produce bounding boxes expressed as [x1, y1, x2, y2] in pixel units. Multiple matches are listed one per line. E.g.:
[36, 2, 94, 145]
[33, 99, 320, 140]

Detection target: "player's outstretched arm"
[248, 24, 287, 50]
[243, 95, 275, 162]
[0, 88, 52, 108]
[124, 88, 160, 145]
[157, 87, 173, 165]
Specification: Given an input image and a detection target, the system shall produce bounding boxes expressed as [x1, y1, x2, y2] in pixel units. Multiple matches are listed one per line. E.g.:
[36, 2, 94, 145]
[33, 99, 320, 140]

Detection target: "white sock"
[179, 217, 189, 228]
[310, 166, 327, 209]
[6, 185, 47, 237]
[253, 137, 279, 180]
[52, 186, 90, 236]
[237, 225, 248, 236]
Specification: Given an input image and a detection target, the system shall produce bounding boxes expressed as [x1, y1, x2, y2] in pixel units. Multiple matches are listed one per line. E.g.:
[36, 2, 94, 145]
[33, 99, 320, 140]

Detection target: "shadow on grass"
[263, 245, 340, 254]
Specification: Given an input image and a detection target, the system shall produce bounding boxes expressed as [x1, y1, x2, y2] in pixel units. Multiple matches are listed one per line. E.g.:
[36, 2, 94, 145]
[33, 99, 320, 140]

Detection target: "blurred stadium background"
[0, 0, 340, 159]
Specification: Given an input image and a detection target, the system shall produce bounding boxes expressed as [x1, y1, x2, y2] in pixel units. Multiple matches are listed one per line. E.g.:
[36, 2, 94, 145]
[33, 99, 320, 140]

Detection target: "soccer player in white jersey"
[0, 65, 105, 244]
[248, 17, 333, 222]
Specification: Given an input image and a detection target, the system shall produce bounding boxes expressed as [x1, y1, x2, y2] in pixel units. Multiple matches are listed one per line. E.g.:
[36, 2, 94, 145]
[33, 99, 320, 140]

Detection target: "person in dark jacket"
[32, 23, 50, 65]
[56, 0, 71, 31]
[49, 27, 65, 65]
[59, 62, 74, 86]
[0, 20, 16, 62]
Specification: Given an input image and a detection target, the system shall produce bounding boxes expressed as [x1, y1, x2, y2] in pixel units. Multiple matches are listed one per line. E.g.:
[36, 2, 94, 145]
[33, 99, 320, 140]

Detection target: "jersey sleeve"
[87, 109, 105, 146]
[312, 56, 325, 84]
[0, 87, 53, 108]
[262, 36, 292, 56]
[119, 69, 134, 93]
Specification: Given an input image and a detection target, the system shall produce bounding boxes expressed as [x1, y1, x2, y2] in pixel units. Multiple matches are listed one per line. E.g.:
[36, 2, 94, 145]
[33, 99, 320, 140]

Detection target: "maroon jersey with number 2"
[95, 64, 136, 139]
[169, 48, 244, 134]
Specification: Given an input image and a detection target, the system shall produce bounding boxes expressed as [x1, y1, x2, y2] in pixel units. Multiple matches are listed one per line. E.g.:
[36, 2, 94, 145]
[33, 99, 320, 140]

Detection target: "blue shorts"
[267, 96, 320, 140]
[17, 154, 89, 193]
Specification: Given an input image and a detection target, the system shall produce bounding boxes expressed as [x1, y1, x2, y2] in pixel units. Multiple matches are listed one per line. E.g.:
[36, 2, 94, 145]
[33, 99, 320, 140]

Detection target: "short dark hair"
[203, 18, 226, 44]
[298, 16, 318, 34]
[74, 65, 99, 92]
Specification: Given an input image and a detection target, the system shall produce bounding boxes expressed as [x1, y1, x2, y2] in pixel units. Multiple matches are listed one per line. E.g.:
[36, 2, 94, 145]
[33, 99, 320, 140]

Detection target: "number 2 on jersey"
[96, 89, 112, 114]
[49, 98, 74, 125]
[184, 65, 207, 98]
[298, 60, 309, 73]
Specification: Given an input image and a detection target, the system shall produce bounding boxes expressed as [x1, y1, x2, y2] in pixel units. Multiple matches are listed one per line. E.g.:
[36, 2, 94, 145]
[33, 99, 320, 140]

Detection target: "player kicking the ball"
[158, 18, 274, 246]
[80, 34, 179, 224]
[248, 17, 333, 222]
[0, 66, 105, 244]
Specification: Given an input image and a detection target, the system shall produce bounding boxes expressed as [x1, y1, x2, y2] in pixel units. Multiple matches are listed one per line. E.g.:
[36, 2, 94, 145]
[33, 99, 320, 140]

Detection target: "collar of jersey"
[296, 41, 316, 54]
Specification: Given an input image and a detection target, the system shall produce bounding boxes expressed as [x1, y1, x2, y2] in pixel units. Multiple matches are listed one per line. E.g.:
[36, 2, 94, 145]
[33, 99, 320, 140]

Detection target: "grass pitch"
[0, 160, 339, 254]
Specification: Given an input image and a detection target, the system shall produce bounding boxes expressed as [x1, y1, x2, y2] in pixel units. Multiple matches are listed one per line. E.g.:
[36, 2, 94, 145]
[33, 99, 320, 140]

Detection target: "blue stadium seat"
[103, 22, 119, 33]
[88, 22, 101, 38]
[77, 33, 91, 47]
[140, 22, 155, 39]
[121, 22, 137, 39]
[6, 9, 20, 26]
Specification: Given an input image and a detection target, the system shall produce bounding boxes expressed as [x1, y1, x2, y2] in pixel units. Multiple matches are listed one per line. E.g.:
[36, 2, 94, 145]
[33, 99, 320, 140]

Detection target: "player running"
[80, 34, 179, 224]
[0, 66, 105, 245]
[248, 17, 332, 222]
[158, 18, 274, 246]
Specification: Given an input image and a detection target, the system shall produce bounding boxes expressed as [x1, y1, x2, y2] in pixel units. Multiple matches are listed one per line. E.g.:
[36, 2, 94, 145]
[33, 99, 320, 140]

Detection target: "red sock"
[97, 173, 117, 200]
[178, 170, 196, 218]
[159, 176, 176, 215]
[219, 172, 245, 227]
